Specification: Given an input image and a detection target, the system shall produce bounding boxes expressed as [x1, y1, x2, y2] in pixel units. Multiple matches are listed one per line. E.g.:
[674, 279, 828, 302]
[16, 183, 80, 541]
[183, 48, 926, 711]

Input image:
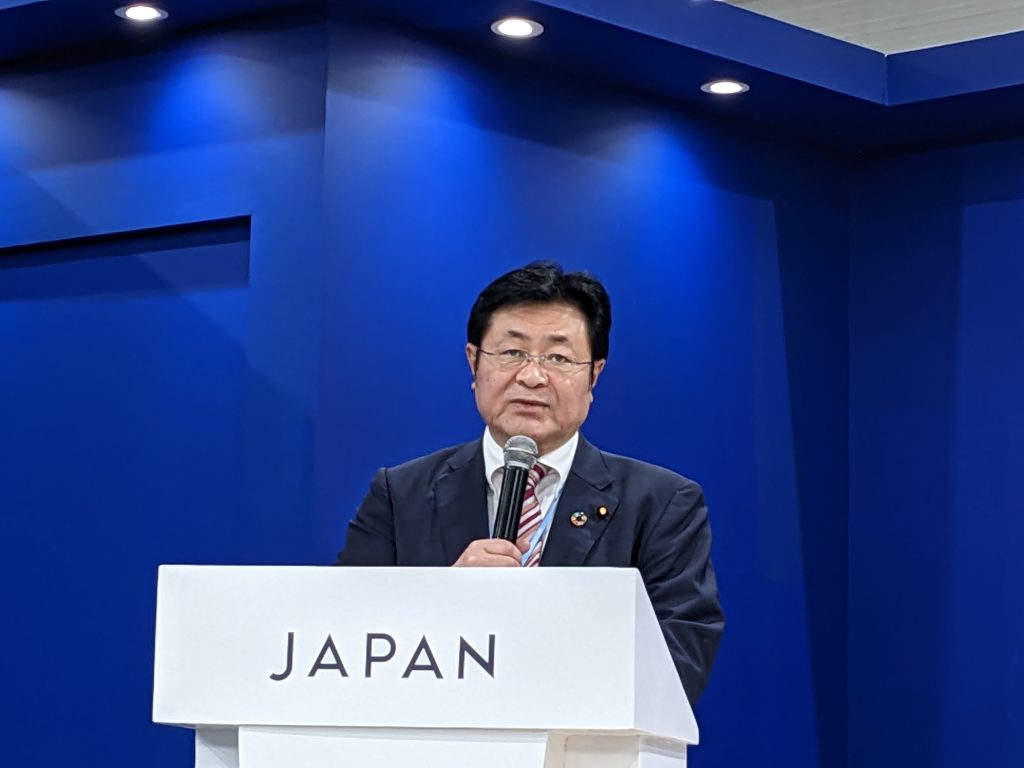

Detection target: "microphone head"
[503, 435, 539, 470]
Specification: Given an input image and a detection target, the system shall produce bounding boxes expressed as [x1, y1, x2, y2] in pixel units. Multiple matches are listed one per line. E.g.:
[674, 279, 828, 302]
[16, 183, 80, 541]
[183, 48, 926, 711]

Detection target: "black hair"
[467, 262, 611, 363]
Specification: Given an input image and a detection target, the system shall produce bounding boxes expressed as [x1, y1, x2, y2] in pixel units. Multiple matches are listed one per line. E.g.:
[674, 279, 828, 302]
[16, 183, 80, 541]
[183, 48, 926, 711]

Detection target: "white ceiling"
[723, 0, 1024, 54]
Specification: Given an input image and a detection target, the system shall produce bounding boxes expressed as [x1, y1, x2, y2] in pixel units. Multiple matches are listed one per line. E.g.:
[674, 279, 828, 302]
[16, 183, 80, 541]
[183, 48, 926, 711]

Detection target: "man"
[337, 263, 723, 704]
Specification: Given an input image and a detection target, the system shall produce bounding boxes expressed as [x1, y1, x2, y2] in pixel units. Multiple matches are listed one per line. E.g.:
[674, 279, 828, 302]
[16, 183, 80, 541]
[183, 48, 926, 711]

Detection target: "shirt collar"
[483, 428, 579, 491]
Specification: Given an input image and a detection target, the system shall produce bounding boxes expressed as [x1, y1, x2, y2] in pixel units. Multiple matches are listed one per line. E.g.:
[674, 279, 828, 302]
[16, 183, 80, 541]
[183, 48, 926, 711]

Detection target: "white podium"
[153, 566, 698, 767]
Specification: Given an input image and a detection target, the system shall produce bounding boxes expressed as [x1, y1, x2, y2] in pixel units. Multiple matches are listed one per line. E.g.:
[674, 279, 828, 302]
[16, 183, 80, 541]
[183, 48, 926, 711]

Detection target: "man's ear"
[465, 343, 478, 379]
[589, 359, 606, 391]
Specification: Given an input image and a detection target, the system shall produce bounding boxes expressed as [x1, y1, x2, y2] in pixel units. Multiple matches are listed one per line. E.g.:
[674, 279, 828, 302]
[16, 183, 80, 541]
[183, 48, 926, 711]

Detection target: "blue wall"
[317, 13, 850, 768]
[0, 17, 326, 768]
[0, 7, 941, 768]
[850, 143, 1024, 768]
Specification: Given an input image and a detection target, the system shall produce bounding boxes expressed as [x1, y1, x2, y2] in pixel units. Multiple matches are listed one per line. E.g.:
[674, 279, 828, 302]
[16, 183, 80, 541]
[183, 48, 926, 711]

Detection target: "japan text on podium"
[153, 566, 699, 767]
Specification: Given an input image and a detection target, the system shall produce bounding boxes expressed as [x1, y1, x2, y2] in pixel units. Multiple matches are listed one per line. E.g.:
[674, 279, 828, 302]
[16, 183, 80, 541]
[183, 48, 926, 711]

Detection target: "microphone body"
[492, 435, 539, 542]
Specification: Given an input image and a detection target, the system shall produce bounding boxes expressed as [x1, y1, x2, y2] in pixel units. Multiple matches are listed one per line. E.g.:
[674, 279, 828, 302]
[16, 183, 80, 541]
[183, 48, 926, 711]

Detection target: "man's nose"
[515, 358, 549, 386]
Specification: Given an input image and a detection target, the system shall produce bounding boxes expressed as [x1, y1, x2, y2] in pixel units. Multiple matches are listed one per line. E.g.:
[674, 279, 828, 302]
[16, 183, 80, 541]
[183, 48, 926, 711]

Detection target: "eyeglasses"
[476, 347, 593, 375]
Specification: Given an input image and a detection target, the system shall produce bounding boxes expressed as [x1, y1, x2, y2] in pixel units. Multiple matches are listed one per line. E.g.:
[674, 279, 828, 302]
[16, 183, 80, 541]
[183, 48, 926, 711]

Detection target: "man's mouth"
[510, 399, 547, 409]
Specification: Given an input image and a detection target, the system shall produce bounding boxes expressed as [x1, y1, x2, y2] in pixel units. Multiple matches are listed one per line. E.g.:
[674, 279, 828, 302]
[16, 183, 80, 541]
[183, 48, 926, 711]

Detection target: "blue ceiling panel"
[0, 0, 45, 10]
[888, 30, 1024, 105]
[0, 0, 319, 65]
[539, 0, 886, 103]
[2, 0, 1024, 155]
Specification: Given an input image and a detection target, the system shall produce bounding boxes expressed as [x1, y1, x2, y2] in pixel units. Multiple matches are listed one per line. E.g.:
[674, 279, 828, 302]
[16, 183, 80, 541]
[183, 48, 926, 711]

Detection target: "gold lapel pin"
[597, 506, 609, 518]
[570, 510, 588, 527]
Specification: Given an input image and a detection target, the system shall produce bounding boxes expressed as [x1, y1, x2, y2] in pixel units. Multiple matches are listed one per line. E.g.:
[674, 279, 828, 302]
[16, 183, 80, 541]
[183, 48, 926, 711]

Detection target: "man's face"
[466, 301, 605, 455]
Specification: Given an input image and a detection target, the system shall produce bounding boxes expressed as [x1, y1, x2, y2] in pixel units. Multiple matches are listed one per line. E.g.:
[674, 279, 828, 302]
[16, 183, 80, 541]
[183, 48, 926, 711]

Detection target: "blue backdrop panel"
[0, 221, 250, 766]
[0, 17, 326, 768]
[850, 144, 1024, 768]
[2, 9, 856, 768]
[319, 15, 850, 768]
[946, 198, 1024, 765]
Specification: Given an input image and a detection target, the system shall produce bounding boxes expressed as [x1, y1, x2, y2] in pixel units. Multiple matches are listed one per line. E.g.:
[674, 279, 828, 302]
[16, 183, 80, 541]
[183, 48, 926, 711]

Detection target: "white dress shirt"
[483, 428, 579, 561]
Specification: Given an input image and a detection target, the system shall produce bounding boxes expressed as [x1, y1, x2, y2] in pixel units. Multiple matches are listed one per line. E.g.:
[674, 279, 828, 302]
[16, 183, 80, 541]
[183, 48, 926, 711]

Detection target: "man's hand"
[453, 538, 527, 567]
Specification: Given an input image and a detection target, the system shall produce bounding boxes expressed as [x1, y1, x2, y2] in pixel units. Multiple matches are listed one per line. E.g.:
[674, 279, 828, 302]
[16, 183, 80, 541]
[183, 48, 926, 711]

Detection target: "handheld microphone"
[492, 435, 539, 542]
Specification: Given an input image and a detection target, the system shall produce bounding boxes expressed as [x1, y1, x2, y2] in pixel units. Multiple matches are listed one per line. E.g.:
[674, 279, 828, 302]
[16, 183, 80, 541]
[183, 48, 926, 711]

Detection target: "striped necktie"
[516, 464, 549, 567]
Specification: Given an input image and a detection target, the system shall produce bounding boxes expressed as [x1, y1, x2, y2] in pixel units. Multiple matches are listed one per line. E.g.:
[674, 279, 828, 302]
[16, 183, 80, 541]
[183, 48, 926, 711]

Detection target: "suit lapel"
[433, 441, 490, 564]
[541, 436, 619, 567]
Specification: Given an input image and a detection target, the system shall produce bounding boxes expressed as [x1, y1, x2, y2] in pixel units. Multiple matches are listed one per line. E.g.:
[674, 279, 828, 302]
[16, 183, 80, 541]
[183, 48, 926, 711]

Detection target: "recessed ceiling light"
[701, 79, 750, 96]
[491, 17, 544, 39]
[115, 5, 169, 23]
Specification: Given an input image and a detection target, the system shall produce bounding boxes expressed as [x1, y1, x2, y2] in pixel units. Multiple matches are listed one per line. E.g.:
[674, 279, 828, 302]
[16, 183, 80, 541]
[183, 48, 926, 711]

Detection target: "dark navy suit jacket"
[336, 435, 724, 704]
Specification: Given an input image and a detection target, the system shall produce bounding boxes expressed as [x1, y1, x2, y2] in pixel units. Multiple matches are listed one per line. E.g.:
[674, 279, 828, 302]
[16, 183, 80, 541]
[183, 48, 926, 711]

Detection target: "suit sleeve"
[334, 467, 398, 566]
[637, 481, 724, 705]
